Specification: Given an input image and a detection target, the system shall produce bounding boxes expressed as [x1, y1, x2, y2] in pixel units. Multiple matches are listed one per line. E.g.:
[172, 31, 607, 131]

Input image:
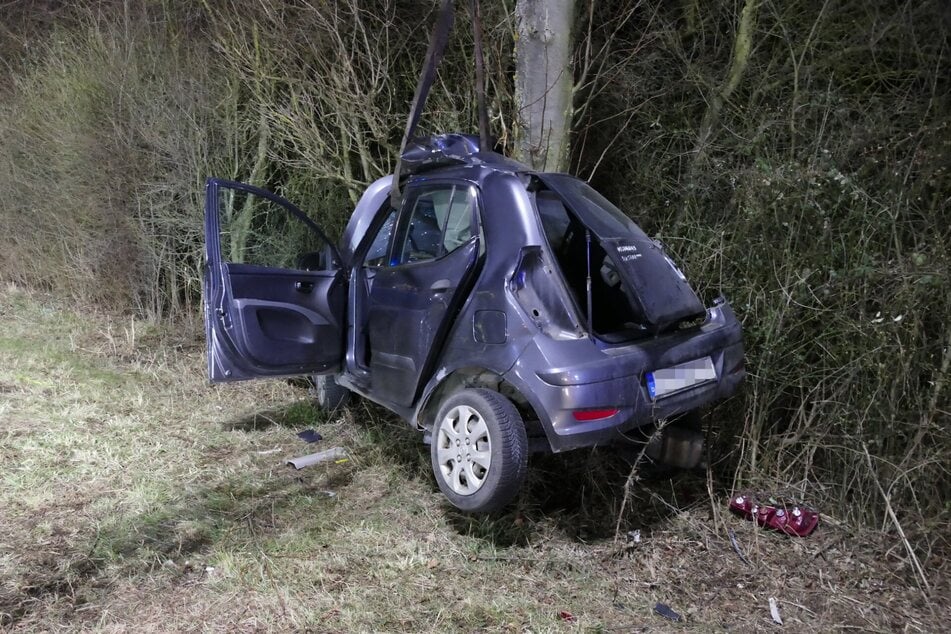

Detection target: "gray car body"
[330, 148, 744, 453]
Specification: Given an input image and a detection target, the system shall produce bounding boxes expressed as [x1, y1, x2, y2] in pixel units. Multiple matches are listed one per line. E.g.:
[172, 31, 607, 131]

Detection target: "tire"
[430, 388, 528, 513]
[312, 374, 351, 411]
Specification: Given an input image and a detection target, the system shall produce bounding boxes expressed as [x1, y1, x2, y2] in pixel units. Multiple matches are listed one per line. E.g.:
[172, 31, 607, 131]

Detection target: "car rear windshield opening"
[534, 189, 646, 343]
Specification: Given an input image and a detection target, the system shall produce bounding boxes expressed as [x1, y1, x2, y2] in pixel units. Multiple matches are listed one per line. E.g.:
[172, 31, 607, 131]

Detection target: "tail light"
[572, 408, 619, 422]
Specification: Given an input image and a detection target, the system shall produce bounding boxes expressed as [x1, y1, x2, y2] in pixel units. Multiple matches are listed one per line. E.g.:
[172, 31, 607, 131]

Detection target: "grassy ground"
[0, 284, 945, 632]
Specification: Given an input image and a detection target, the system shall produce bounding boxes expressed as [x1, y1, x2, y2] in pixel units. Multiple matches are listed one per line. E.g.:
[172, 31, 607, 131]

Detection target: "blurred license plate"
[646, 357, 716, 400]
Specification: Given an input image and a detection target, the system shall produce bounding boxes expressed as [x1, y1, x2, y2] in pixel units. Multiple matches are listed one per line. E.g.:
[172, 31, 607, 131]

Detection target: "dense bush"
[0, 0, 946, 549]
[0, 4, 225, 317]
[574, 0, 949, 551]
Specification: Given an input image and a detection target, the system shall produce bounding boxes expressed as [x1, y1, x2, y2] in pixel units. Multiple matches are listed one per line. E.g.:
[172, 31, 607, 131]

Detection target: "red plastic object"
[729, 494, 819, 536]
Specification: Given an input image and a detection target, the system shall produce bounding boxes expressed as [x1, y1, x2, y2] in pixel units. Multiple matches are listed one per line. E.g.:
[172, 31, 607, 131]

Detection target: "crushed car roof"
[401, 133, 529, 177]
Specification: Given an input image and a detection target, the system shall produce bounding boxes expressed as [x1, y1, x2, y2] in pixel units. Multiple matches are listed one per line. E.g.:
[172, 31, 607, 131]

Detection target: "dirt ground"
[0, 285, 946, 632]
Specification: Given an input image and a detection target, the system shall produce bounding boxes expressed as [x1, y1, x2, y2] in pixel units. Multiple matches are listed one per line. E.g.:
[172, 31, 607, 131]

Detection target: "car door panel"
[229, 271, 343, 360]
[204, 178, 345, 382]
[367, 238, 479, 405]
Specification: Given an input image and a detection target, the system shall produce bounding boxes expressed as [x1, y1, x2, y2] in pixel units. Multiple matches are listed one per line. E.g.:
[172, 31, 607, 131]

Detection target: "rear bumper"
[505, 300, 745, 453]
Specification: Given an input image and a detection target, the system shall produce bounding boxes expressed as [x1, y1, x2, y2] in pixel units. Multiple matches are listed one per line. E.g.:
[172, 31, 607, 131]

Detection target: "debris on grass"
[654, 602, 682, 622]
[296, 429, 323, 443]
[286, 446, 347, 470]
[768, 597, 783, 625]
[730, 494, 819, 537]
[558, 610, 576, 623]
[727, 528, 752, 566]
[2, 288, 946, 632]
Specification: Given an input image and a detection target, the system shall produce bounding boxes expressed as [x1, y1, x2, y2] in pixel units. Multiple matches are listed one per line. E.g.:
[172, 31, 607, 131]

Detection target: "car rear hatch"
[536, 173, 706, 337]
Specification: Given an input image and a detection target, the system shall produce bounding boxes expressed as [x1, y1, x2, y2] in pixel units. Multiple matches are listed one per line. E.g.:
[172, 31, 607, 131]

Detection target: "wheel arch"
[414, 366, 543, 439]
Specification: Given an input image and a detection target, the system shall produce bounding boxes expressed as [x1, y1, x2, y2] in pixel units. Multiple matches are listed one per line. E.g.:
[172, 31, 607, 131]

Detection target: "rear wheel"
[430, 389, 528, 513]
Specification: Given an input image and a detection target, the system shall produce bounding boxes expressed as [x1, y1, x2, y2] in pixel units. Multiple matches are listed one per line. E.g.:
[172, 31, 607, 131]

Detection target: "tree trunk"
[514, 0, 575, 172]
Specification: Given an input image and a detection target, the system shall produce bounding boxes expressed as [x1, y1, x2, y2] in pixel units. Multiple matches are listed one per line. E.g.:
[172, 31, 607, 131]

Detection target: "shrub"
[576, 0, 950, 533]
[0, 6, 225, 318]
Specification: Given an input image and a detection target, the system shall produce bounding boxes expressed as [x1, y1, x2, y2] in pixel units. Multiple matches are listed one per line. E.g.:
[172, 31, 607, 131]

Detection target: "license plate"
[646, 357, 717, 400]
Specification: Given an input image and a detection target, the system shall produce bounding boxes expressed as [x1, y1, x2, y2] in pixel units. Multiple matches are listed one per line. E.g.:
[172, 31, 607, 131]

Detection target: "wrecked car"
[203, 133, 745, 512]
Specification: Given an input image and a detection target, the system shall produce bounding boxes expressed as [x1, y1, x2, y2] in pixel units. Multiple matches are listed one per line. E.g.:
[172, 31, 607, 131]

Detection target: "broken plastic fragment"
[654, 603, 682, 622]
[727, 528, 752, 565]
[297, 429, 323, 443]
[768, 597, 783, 625]
[729, 494, 819, 536]
[286, 446, 347, 470]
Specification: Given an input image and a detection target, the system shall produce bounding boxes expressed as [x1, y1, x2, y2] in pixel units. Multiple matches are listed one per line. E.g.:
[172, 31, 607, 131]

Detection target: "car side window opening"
[217, 187, 333, 270]
[397, 184, 475, 264]
[441, 186, 476, 252]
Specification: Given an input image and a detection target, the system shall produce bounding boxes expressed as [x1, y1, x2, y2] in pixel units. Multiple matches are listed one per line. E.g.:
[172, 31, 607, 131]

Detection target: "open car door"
[204, 178, 346, 382]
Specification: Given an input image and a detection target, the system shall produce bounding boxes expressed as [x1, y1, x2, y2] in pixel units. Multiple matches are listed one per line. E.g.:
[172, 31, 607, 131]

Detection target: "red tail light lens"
[572, 408, 619, 422]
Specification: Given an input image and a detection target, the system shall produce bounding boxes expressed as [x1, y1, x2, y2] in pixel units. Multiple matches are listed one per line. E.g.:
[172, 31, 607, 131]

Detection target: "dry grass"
[0, 285, 947, 632]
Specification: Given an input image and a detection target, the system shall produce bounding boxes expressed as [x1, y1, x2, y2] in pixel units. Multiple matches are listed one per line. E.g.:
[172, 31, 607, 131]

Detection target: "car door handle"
[430, 279, 453, 293]
[295, 280, 314, 293]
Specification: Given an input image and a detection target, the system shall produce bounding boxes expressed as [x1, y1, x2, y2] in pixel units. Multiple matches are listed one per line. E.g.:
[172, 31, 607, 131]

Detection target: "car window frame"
[212, 183, 340, 272]
[389, 180, 481, 268]
[362, 206, 399, 268]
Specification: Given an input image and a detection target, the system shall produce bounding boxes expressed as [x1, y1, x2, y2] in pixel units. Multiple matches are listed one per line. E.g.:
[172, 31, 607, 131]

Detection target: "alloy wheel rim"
[435, 405, 492, 495]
